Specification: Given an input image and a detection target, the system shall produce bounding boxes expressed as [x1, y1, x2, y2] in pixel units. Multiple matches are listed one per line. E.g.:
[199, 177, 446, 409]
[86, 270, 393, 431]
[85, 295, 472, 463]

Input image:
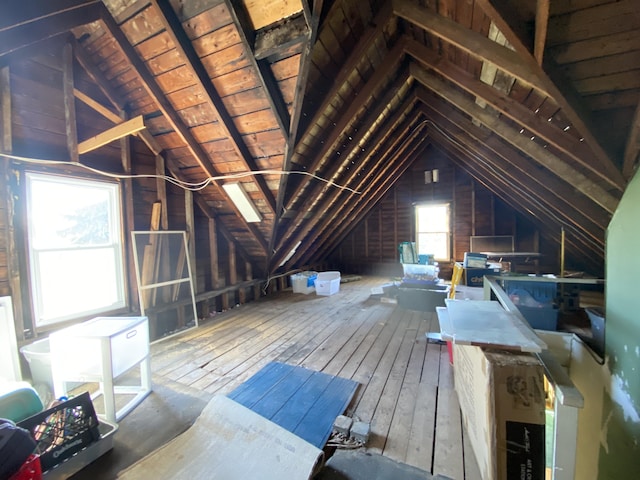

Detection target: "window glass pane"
[34, 249, 123, 323]
[416, 204, 450, 260]
[26, 173, 126, 327]
[417, 232, 448, 259]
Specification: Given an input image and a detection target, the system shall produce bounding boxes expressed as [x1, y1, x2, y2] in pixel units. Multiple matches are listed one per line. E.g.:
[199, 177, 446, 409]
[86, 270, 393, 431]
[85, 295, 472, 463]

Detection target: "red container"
[447, 341, 454, 364]
[10, 454, 42, 480]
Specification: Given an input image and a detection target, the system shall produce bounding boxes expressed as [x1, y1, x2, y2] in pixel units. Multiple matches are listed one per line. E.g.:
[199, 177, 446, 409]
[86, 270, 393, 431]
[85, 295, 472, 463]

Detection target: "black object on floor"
[316, 450, 451, 480]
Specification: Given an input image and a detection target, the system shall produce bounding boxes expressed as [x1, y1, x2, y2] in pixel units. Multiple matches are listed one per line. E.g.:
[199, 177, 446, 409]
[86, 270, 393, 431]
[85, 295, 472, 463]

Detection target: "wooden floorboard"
[151, 276, 481, 478]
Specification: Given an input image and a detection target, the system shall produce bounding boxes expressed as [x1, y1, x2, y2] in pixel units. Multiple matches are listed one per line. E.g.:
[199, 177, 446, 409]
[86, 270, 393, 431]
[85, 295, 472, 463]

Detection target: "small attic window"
[416, 203, 450, 261]
[25, 173, 126, 327]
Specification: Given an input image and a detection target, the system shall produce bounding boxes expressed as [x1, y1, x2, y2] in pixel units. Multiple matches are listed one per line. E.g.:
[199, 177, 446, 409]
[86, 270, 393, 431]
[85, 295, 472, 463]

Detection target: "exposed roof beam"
[293, 1, 393, 151]
[623, 100, 640, 179]
[298, 130, 427, 267]
[0, 2, 100, 57]
[269, 0, 321, 267]
[254, 12, 308, 60]
[284, 38, 408, 212]
[435, 138, 603, 266]
[78, 115, 146, 154]
[417, 99, 605, 247]
[99, 3, 268, 253]
[417, 90, 609, 235]
[272, 71, 411, 261]
[474, 0, 625, 190]
[411, 63, 620, 214]
[393, 0, 550, 96]
[289, 109, 425, 267]
[63, 42, 79, 163]
[0, 0, 98, 31]
[224, 0, 291, 138]
[404, 38, 622, 191]
[534, 0, 550, 65]
[152, 0, 276, 216]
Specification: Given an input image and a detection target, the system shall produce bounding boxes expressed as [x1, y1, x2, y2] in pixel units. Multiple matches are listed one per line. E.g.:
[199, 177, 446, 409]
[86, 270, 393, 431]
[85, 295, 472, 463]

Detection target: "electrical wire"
[0, 153, 362, 194]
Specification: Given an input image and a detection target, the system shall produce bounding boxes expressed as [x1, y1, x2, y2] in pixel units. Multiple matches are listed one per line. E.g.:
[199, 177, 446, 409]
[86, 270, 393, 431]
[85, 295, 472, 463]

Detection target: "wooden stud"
[120, 109, 138, 312]
[62, 42, 78, 163]
[623, 100, 640, 179]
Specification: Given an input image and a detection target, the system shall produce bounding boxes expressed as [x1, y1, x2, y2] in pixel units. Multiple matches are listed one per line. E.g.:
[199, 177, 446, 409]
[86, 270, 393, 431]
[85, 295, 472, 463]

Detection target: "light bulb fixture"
[223, 182, 262, 223]
[432, 168, 440, 183]
[424, 170, 432, 184]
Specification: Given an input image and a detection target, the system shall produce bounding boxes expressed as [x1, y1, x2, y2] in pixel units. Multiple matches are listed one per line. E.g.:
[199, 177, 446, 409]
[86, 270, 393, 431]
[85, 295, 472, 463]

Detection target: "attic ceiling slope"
[2, 0, 635, 276]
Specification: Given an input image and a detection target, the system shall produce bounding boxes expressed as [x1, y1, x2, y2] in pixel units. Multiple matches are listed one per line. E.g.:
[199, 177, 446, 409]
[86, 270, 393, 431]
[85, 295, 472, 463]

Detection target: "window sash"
[416, 204, 451, 261]
[26, 173, 126, 327]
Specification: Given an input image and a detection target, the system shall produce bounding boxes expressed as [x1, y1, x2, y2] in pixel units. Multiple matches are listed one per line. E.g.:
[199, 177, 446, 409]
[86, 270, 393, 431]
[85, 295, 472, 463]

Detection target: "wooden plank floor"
[150, 276, 482, 479]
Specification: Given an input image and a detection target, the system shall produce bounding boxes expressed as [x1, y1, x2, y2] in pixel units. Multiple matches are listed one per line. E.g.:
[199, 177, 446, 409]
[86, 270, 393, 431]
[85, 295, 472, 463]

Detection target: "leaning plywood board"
[118, 395, 324, 480]
[439, 300, 546, 352]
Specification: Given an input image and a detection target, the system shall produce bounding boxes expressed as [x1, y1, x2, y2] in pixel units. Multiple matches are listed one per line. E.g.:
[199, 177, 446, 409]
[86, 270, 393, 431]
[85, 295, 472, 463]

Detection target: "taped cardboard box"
[453, 345, 545, 480]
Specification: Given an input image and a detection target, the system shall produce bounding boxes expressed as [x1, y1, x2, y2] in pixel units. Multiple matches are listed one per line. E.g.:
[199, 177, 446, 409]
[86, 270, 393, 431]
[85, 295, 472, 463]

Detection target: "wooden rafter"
[436, 138, 603, 265]
[0, 1, 100, 57]
[411, 63, 620, 214]
[393, 0, 549, 96]
[270, 0, 323, 266]
[284, 37, 408, 212]
[534, 0, 550, 65]
[272, 71, 411, 259]
[98, 3, 268, 253]
[297, 131, 427, 267]
[473, 0, 626, 190]
[224, 0, 291, 138]
[623, 100, 640, 179]
[289, 108, 425, 267]
[417, 90, 609, 233]
[152, 0, 277, 215]
[417, 98, 606, 246]
[404, 39, 619, 191]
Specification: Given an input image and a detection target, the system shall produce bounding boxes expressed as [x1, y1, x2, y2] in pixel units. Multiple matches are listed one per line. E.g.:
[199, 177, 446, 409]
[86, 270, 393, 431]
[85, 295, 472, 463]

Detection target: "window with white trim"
[416, 203, 450, 261]
[26, 173, 126, 327]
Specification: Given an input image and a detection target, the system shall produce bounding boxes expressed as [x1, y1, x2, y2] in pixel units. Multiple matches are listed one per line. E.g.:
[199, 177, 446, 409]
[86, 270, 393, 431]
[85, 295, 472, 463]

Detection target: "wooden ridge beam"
[152, 0, 276, 216]
[224, 0, 291, 138]
[99, 3, 268, 253]
[411, 63, 619, 214]
[404, 39, 621, 191]
[474, 0, 625, 190]
[0, 2, 100, 57]
[272, 71, 411, 259]
[416, 88, 610, 233]
[78, 115, 146, 154]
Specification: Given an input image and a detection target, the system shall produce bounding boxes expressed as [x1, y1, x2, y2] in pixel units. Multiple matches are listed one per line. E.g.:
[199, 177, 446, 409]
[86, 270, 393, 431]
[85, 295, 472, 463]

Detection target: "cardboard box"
[454, 345, 545, 480]
[464, 267, 500, 287]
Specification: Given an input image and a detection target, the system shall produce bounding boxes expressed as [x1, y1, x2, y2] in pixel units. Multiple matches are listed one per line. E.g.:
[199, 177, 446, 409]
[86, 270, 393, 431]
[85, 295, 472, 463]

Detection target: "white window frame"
[25, 172, 126, 327]
[415, 203, 451, 261]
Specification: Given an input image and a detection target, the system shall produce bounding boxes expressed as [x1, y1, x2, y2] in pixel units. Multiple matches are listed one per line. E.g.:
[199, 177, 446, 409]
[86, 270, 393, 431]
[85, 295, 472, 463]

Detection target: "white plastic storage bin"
[315, 271, 341, 296]
[291, 271, 318, 294]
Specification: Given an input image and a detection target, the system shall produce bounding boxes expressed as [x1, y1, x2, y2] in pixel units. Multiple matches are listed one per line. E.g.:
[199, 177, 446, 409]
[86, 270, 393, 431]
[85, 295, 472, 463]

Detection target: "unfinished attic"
[0, 0, 639, 478]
